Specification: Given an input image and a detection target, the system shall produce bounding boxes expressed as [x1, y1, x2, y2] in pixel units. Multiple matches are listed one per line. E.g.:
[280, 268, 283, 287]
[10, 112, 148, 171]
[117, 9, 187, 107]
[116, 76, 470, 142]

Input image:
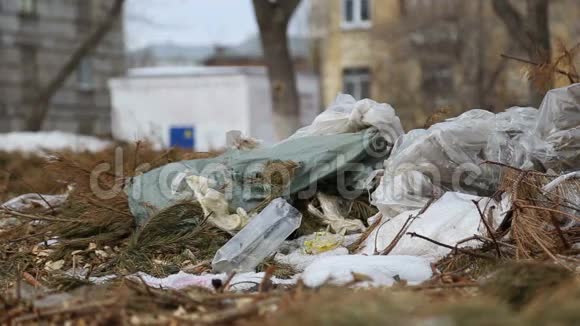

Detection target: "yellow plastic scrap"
[303, 231, 343, 254]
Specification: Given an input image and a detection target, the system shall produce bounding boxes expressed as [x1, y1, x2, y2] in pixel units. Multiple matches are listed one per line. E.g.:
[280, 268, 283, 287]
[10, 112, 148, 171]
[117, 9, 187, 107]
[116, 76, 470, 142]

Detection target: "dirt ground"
[1, 146, 579, 325]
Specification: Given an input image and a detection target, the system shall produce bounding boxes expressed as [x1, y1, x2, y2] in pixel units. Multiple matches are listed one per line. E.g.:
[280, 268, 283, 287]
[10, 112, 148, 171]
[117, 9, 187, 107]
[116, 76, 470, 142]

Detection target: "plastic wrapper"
[371, 104, 556, 216]
[307, 193, 366, 234]
[372, 110, 497, 216]
[185, 175, 251, 233]
[485, 106, 543, 170]
[303, 231, 343, 254]
[212, 198, 302, 273]
[1, 192, 69, 213]
[535, 83, 580, 171]
[288, 94, 404, 144]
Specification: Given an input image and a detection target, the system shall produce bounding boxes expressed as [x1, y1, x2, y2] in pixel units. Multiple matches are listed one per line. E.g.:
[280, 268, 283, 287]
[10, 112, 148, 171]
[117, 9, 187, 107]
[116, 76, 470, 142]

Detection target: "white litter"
[185, 175, 252, 233]
[132, 271, 295, 291]
[288, 94, 404, 144]
[301, 255, 433, 288]
[360, 192, 505, 262]
[274, 247, 350, 272]
[307, 193, 366, 234]
[542, 171, 580, 192]
[1, 193, 69, 212]
[0, 131, 111, 153]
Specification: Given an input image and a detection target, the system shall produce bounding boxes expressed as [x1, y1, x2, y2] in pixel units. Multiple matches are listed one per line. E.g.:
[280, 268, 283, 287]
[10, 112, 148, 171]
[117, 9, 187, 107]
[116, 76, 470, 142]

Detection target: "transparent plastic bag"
[535, 83, 580, 171]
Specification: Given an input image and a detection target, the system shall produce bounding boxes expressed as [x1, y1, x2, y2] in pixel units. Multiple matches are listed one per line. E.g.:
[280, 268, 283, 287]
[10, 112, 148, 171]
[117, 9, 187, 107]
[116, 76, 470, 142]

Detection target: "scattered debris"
[1, 84, 580, 324]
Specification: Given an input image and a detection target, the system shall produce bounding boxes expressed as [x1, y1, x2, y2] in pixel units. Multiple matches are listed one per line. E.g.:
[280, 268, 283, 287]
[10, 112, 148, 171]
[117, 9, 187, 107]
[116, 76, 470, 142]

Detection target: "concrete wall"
[109, 68, 321, 150]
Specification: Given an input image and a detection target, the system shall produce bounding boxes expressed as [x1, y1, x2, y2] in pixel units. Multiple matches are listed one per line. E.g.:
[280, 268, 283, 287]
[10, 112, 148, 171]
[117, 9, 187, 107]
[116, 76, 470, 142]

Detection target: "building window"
[343, 68, 370, 100]
[19, 0, 37, 16]
[77, 57, 95, 91]
[342, 0, 371, 29]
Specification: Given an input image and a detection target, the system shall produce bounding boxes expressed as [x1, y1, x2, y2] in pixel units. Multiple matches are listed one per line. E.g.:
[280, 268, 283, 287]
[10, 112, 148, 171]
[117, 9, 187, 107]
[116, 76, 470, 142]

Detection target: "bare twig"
[222, 271, 237, 293]
[259, 265, 276, 292]
[407, 232, 496, 260]
[548, 215, 571, 250]
[501, 53, 579, 79]
[380, 198, 434, 255]
[348, 215, 381, 253]
[472, 200, 502, 257]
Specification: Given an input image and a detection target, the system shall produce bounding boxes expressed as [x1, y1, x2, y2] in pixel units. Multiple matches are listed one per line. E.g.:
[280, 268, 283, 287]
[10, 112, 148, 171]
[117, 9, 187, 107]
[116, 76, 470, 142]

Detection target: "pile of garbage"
[1, 84, 579, 288]
[1, 83, 579, 323]
[113, 83, 579, 288]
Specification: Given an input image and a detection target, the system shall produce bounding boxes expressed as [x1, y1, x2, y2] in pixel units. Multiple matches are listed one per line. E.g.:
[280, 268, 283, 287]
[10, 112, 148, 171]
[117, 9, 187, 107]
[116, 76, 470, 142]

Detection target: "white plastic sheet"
[361, 192, 505, 262]
[289, 94, 404, 144]
[301, 255, 433, 287]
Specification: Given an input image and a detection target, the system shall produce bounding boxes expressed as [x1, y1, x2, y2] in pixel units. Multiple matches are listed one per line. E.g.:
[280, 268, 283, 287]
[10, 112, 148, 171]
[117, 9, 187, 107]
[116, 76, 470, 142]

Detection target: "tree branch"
[25, 0, 125, 131]
[491, 0, 532, 52]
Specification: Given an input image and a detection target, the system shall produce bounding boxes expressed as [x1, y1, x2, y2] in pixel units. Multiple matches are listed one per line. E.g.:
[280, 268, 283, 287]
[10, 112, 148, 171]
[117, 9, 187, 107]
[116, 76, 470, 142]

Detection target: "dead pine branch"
[1, 207, 79, 223]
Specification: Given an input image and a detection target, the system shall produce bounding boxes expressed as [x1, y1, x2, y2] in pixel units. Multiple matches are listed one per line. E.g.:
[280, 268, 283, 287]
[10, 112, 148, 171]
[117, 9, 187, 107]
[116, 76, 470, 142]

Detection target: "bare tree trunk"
[252, 0, 301, 140]
[491, 0, 551, 106]
[24, 0, 125, 131]
[526, 0, 551, 105]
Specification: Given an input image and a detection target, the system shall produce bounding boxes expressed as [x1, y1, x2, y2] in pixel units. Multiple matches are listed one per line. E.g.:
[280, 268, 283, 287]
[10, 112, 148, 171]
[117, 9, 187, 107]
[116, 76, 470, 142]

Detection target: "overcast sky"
[125, 0, 310, 50]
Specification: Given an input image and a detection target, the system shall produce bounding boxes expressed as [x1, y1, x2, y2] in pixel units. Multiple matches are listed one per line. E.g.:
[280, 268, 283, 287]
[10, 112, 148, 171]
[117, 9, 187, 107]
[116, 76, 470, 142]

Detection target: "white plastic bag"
[289, 94, 404, 144]
[300, 255, 433, 287]
[361, 192, 505, 262]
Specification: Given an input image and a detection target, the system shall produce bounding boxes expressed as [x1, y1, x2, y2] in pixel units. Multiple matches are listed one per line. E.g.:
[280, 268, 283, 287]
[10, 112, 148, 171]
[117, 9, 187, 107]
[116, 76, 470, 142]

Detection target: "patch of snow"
[0, 131, 111, 153]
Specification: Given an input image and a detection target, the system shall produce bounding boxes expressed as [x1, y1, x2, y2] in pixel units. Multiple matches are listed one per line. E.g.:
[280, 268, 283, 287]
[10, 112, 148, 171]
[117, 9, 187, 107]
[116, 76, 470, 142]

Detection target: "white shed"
[108, 66, 320, 151]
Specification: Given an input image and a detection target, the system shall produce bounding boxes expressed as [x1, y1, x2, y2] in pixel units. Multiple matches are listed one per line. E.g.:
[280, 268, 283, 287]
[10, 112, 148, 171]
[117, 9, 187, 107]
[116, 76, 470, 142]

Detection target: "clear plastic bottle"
[212, 198, 302, 273]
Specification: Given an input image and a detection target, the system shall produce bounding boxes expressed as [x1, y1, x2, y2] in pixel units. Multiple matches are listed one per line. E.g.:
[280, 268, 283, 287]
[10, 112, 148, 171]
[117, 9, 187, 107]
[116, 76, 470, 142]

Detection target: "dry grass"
[1, 145, 580, 324]
[498, 167, 580, 260]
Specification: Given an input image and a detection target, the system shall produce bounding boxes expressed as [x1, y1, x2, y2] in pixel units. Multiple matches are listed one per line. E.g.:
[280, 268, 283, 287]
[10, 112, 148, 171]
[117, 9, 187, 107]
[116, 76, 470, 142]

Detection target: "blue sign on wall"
[170, 126, 195, 149]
